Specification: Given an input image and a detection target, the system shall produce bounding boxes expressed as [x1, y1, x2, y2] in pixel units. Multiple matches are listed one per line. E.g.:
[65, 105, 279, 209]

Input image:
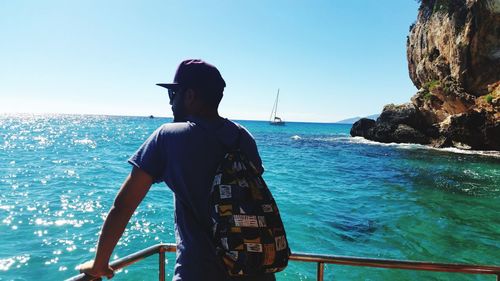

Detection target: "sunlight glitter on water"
[0, 255, 30, 271]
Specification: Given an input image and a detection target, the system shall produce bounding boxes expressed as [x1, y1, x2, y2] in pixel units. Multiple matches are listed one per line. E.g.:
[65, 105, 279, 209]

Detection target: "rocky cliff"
[351, 0, 500, 150]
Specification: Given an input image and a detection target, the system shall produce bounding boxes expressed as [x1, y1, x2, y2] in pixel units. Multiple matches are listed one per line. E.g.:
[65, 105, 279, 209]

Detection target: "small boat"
[149, 115, 155, 119]
[269, 89, 285, 125]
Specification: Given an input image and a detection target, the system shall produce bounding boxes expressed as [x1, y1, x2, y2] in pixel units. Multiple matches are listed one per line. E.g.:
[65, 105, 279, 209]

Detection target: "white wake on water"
[349, 136, 500, 158]
[290, 134, 500, 158]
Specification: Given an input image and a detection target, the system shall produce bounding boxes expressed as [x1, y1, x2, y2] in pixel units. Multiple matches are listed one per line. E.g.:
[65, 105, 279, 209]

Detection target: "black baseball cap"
[156, 59, 226, 91]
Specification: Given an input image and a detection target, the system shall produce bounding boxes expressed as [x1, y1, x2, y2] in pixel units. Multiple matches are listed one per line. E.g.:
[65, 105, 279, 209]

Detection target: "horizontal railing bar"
[66, 244, 176, 281]
[289, 252, 500, 275]
[67, 243, 500, 280]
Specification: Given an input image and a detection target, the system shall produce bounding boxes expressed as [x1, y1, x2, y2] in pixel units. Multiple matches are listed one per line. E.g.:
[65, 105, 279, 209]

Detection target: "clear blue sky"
[0, 0, 420, 122]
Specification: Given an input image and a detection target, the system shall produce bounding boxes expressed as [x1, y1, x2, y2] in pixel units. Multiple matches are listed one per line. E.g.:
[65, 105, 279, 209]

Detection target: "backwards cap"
[156, 59, 226, 91]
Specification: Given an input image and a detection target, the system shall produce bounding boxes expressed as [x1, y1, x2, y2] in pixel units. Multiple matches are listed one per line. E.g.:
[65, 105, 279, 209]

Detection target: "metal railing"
[67, 243, 500, 281]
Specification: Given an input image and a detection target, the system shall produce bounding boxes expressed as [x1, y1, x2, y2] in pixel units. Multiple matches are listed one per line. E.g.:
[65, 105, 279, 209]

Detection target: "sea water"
[0, 114, 499, 281]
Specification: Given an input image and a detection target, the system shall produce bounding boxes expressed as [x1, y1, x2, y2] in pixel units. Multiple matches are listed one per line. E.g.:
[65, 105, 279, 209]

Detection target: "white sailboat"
[269, 89, 285, 125]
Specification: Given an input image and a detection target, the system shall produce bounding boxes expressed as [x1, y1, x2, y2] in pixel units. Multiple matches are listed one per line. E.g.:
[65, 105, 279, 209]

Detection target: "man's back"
[129, 116, 264, 280]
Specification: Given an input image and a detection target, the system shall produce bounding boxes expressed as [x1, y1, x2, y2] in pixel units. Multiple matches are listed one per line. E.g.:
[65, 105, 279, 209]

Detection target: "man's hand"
[78, 260, 114, 279]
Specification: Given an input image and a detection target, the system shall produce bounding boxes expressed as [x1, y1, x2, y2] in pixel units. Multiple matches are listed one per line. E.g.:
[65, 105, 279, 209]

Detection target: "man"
[78, 59, 275, 281]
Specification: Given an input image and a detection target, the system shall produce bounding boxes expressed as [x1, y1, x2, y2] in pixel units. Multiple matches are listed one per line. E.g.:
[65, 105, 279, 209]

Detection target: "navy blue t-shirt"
[128, 116, 264, 281]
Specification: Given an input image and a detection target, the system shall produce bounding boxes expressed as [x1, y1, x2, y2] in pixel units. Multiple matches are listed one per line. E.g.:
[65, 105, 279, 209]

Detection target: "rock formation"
[351, 0, 500, 150]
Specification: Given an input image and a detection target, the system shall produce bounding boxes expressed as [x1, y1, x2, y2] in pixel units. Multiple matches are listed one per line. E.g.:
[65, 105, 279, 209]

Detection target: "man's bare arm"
[78, 166, 154, 278]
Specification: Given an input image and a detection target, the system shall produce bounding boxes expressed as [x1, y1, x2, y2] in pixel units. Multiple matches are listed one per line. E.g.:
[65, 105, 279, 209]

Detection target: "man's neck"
[194, 109, 221, 121]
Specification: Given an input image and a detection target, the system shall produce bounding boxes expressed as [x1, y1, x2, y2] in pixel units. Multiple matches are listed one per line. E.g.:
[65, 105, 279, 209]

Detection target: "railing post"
[159, 251, 165, 281]
[317, 262, 324, 281]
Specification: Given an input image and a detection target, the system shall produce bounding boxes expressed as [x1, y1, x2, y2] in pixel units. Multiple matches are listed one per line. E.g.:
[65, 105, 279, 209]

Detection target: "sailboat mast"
[269, 97, 275, 122]
[270, 88, 279, 122]
[274, 89, 280, 119]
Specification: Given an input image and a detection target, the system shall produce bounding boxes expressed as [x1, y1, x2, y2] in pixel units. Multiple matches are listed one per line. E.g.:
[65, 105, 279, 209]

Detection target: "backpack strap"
[228, 125, 243, 151]
[197, 118, 243, 153]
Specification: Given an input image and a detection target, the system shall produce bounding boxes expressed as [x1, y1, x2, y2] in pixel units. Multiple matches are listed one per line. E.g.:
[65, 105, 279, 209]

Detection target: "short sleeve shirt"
[128, 116, 263, 281]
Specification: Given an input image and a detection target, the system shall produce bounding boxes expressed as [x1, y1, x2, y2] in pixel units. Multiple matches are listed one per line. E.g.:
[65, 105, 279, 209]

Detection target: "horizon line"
[0, 111, 362, 125]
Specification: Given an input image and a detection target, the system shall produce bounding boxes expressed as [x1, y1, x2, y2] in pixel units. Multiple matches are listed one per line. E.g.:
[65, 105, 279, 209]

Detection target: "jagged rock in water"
[377, 103, 428, 132]
[350, 118, 375, 138]
[440, 110, 500, 150]
[351, 104, 431, 144]
[393, 124, 430, 144]
[351, 0, 500, 151]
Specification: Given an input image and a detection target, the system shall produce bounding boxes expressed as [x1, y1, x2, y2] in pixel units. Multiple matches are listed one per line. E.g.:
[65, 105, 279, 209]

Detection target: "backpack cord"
[197, 118, 243, 153]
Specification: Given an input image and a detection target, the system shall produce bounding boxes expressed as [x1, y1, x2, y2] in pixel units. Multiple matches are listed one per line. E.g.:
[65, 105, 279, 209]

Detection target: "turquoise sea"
[0, 114, 499, 281]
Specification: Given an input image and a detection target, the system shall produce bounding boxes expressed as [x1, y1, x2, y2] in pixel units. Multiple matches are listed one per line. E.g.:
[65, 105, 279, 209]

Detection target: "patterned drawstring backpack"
[210, 130, 290, 276]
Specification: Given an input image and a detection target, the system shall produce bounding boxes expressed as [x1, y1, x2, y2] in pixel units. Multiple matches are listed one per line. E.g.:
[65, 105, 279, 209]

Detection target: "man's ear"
[184, 88, 196, 105]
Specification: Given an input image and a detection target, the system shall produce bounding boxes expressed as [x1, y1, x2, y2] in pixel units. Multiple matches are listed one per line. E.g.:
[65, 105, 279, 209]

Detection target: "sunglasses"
[168, 88, 183, 101]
